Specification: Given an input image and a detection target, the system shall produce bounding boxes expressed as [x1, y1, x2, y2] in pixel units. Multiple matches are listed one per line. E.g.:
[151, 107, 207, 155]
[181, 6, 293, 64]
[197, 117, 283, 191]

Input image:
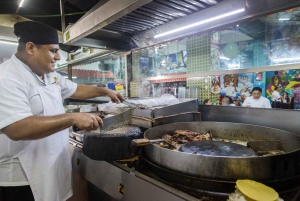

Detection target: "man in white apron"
[0, 21, 124, 201]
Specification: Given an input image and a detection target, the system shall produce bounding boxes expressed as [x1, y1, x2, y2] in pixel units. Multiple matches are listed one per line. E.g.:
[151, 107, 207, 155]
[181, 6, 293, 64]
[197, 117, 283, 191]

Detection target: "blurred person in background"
[203, 99, 212, 105]
[281, 92, 290, 103]
[236, 92, 246, 106]
[242, 87, 271, 108]
[222, 97, 236, 106]
[291, 85, 300, 109]
[271, 86, 281, 108]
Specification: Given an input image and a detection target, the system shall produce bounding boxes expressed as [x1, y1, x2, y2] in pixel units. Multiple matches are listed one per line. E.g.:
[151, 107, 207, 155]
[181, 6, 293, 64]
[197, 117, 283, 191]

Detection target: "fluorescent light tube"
[228, 64, 240, 68]
[72, 77, 77, 78]
[279, 18, 290, 21]
[273, 57, 300, 62]
[0, 40, 18, 45]
[154, 8, 245, 38]
[19, 0, 25, 7]
[219, 56, 230, 60]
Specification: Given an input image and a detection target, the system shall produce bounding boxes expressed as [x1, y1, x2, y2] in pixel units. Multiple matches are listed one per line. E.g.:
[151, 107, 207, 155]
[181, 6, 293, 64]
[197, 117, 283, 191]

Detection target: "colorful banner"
[220, 73, 254, 98]
[154, 52, 186, 75]
[211, 76, 221, 94]
[254, 72, 266, 97]
[266, 70, 300, 99]
[220, 74, 239, 98]
[237, 73, 254, 97]
[140, 56, 150, 77]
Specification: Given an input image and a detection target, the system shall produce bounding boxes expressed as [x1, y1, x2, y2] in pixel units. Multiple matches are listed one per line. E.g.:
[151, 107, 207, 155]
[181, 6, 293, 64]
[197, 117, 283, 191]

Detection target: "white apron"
[17, 84, 72, 201]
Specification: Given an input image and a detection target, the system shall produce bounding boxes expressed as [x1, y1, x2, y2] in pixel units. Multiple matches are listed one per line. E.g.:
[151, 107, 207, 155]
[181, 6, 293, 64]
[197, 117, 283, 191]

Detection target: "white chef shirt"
[271, 91, 281, 102]
[0, 54, 77, 186]
[242, 96, 272, 108]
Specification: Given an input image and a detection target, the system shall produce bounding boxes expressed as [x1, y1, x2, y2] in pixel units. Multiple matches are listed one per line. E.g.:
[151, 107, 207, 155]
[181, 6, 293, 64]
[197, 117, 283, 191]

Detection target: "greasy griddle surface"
[180, 141, 257, 157]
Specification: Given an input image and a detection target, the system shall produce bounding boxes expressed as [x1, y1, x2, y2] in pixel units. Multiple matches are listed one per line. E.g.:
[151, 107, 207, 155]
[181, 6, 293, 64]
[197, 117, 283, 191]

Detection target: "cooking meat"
[162, 130, 211, 150]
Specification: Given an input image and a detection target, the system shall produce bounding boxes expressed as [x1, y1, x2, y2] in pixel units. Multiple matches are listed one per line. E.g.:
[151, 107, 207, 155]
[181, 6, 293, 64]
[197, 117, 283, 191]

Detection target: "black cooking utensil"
[179, 141, 257, 157]
[83, 126, 143, 161]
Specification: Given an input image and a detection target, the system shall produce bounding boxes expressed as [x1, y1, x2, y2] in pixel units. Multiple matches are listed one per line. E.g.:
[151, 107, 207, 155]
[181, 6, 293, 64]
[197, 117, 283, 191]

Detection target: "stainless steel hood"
[63, 0, 300, 51]
[63, 0, 152, 51]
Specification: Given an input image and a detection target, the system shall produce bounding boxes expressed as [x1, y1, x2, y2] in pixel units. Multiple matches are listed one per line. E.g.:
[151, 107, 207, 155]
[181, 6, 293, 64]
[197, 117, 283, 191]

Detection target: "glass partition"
[130, 7, 300, 110]
[70, 56, 126, 96]
[56, 66, 68, 78]
[212, 8, 300, 71]
[138, 39, 187, 78]
[133, 7, 300, 76]
[133, 68, 299, 109]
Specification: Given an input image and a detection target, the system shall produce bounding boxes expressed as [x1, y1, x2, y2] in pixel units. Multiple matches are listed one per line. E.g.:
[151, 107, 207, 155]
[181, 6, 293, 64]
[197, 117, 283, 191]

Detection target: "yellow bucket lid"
[236, 180, 279, 201]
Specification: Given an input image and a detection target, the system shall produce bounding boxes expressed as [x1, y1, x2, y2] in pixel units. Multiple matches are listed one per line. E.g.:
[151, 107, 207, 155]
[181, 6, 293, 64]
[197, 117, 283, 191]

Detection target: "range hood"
[63, 0, 152, 51]
[63, 0, 300, 51]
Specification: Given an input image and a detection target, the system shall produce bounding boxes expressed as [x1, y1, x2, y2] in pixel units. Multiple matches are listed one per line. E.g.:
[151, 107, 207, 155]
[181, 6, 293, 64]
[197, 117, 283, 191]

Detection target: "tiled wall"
[186, 33, 211, 73]
[131, 33, 220, 102]
[187, 76, 219, 103]
[186, 33, 218, 102]
[129, 81, 140, 97]
[132, 52, 140, 80]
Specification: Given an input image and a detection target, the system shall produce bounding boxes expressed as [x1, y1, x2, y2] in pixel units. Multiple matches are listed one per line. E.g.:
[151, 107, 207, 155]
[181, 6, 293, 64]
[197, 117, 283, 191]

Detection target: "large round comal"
[143, 122, 300, 181]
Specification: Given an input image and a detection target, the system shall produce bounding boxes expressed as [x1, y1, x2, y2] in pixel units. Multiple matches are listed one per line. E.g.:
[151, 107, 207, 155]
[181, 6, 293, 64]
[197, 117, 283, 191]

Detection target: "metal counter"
[70, 144, 199, 201]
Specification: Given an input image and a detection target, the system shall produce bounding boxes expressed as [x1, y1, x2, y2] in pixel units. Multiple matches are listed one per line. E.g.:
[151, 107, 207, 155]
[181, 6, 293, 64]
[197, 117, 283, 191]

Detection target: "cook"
[0, 21, 124, 201]
[242, 87, 271, 108]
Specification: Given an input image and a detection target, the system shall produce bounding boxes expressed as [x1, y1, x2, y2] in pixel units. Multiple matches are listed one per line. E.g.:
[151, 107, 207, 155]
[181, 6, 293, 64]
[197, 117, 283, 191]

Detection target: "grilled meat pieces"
[162, 130, 211, 150]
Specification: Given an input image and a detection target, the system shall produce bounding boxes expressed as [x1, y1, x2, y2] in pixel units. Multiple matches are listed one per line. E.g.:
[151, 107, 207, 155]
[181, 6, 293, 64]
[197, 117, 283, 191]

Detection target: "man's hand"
[106, 89, 125, 103]
[2, 112, 104, 141]
[73, 113, 103, 131]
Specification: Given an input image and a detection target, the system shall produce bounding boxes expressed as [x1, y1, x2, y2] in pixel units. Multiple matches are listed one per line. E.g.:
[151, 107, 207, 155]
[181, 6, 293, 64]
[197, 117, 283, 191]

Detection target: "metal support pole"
[68, 64, 72, 80]
[60, 0, 66, 34]
[124, 55, 128, 97]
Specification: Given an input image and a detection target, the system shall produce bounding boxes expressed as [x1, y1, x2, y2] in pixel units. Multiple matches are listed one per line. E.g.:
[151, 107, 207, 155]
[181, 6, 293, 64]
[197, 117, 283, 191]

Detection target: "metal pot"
[143, 122, 300, 181]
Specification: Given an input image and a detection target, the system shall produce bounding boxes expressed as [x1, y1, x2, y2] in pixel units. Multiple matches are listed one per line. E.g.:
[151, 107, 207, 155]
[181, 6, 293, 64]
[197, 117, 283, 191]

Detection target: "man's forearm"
[2, 114, 75, 141]
[71, 84, 109, 99]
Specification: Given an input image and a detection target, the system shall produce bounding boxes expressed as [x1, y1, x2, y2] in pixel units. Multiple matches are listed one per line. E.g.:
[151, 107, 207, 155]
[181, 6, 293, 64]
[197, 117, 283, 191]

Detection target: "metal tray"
[130, 112, 201, 128]
[132, 99, 198, 118]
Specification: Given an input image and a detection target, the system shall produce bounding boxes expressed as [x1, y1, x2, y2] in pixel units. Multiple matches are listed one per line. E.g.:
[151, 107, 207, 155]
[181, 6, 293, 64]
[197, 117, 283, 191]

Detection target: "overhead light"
[154, 8, 245, 38]
[228, 64, 240, 68]
[273, 57, 300, 62]
[63, 76, 77, 79]
[19, 0, 25, 7]
[279, 18, 290, 21]
[0, 40, 18, 45]
[219, 56, 230, 61]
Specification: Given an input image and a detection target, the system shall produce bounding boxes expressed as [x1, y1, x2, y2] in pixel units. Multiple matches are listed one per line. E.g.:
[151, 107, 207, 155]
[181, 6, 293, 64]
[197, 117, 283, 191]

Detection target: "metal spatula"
[121, 100, 138, 108]
[73, 108, 134, 133]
